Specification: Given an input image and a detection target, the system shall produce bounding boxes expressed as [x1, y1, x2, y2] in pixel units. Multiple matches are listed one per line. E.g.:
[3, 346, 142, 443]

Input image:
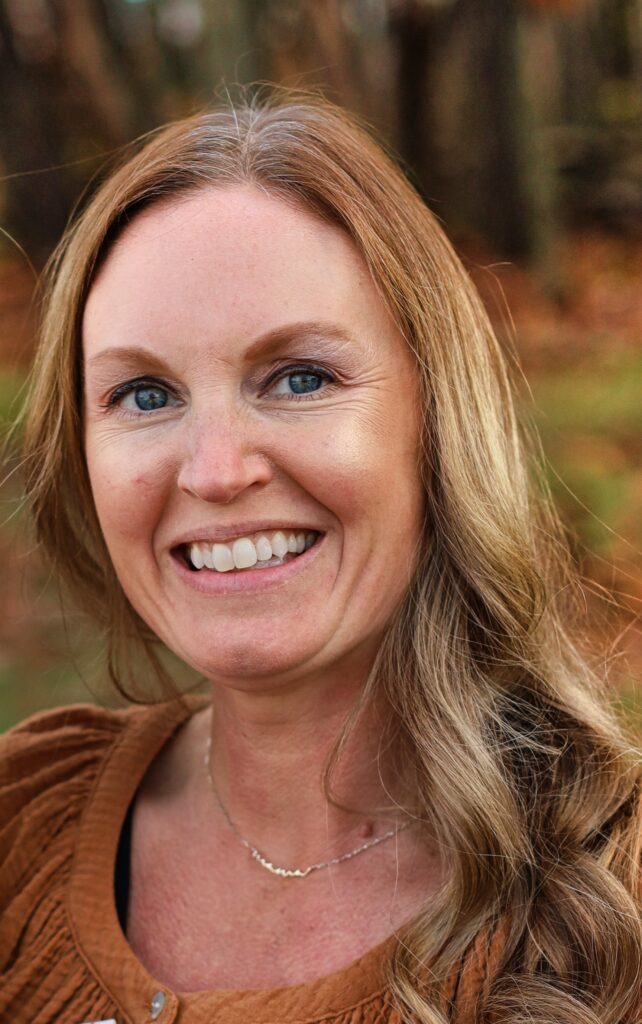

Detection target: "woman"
[1, 90, 640, 1024]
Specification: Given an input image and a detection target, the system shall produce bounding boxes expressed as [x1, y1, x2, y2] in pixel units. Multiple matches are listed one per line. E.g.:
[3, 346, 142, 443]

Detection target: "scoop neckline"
[66, 694, 397, 1024]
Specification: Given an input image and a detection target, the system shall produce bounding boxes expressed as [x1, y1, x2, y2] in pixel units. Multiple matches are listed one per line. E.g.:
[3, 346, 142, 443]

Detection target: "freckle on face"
[82, 185, 425, 691]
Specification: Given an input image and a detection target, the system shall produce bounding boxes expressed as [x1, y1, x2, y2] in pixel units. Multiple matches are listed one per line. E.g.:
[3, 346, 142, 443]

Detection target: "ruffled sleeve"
[0, 703, 130, 1024]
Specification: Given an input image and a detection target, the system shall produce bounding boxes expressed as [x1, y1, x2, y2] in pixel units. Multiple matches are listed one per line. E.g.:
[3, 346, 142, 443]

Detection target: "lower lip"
[170, 536, 325, 594]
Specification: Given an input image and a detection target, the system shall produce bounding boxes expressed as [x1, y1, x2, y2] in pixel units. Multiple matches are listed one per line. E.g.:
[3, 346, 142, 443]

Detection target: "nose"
[176, 412, 273, 505]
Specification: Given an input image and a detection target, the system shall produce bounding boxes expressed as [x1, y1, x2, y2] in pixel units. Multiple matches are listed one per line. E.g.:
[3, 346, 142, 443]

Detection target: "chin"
[175, 635, 327, 688]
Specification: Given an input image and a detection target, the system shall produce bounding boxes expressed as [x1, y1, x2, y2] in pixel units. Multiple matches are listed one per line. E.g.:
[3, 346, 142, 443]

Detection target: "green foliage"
[0, 663, 94, 734]
[532, 353, 642, 435]
[529, 352, 642, 557]
[0, 367, 27, 428]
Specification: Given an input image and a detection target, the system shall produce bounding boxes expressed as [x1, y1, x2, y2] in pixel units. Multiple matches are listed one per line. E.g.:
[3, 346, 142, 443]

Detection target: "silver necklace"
[204, 736, 412, 879]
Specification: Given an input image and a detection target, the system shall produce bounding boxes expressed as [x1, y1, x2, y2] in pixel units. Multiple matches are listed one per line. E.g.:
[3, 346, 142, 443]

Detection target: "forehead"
[81, 185, 408, 368]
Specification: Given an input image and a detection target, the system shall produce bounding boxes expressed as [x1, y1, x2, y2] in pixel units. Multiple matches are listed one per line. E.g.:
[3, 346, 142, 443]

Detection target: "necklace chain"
[204, 736, 411, 879]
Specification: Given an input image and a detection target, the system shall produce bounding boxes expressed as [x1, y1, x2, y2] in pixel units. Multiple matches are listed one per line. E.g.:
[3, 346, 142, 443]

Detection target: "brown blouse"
[0, 696, 506, 1024]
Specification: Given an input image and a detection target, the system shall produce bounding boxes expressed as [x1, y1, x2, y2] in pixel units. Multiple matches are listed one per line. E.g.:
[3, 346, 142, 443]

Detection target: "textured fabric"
[0, 697, 502, 1024]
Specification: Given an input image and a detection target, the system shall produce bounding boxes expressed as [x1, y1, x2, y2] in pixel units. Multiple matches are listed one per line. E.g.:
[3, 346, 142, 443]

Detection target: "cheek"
[85, 437, 173, 553]
[291, 401, 424, 544]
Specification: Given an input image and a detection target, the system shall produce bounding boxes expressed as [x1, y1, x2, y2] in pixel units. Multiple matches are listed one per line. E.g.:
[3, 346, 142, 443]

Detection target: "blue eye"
[270, 370, 329, 397]
[288, 372, 323, 394]
[109, 379, 179, 413]
[131, 386, 168, 410]
[120, 384, 170, 412]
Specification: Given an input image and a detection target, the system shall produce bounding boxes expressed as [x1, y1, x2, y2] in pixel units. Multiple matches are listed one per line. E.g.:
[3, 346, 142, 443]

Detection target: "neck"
[193, 660, 407, 868]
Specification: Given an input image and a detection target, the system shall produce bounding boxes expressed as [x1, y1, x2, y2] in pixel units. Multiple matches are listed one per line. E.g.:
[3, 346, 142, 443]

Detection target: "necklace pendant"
[205, 738, 411, 880]
[252, 850, 314, 878]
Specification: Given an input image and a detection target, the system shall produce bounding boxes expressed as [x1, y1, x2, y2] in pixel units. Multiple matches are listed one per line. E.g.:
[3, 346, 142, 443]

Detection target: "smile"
[184, 530, 320, 573]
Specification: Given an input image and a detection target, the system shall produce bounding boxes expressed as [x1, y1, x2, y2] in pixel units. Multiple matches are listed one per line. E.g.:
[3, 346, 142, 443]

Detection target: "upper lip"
[169, 521, 324, 549]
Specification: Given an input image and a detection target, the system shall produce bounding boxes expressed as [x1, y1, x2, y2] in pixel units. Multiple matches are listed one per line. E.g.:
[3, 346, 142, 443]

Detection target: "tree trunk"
[464, 0, 533, 258]
[0, 1, 73, 260]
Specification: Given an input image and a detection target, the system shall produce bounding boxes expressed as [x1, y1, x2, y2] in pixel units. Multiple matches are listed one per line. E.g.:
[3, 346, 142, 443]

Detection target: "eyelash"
[103, 364, 338, 415]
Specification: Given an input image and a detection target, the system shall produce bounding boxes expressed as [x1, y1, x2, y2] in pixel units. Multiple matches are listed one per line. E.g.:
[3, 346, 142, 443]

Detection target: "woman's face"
[82, 186, 424, 690]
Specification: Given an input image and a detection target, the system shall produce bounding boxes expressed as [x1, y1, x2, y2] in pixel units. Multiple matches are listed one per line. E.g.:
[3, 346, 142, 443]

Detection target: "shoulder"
[0, 700, 128, 764]
[0, 702, 145, 903]
[0, 702, 137, 814]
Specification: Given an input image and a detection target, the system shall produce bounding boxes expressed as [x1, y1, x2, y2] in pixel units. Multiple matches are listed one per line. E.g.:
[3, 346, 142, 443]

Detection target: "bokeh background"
[0, 0, 640, 731]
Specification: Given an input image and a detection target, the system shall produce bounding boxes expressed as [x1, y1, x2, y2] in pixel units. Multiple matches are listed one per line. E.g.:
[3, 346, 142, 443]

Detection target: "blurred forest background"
[0, 0, 641, 730]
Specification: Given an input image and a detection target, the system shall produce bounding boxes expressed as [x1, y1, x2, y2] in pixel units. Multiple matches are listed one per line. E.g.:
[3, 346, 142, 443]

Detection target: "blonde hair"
[23, 89, 641, 1022]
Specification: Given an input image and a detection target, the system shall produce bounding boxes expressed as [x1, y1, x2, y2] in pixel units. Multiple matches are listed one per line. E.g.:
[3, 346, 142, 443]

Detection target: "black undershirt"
[114, 800, 134, 932]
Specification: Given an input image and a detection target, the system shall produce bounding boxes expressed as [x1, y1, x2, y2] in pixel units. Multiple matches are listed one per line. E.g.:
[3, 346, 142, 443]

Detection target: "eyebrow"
[85, 320, 359, 371]
[243, 320, 357, 361]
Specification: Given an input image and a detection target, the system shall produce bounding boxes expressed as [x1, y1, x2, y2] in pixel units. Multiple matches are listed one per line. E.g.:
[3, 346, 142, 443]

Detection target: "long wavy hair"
[23, 89, 641, 1022]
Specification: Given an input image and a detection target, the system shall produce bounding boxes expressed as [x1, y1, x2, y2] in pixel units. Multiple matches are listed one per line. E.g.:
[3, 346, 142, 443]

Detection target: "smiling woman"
[1, 91, 641, 1024]
[82, 188, 424, 681]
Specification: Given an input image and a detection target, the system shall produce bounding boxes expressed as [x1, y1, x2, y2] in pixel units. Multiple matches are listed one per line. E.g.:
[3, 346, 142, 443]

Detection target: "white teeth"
[186, 529, 319, 572]
[271, 532, 288, 558]
[232, 537, 257, 569]
[256, 535, 272, 561]
[212, 543, 235, 572]
[190, 545, 205, 569]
